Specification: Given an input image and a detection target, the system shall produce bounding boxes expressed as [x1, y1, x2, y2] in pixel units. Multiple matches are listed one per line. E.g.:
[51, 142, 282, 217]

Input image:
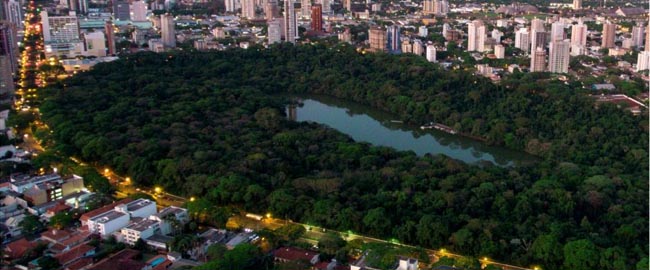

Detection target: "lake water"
[287, 95, 537, 167]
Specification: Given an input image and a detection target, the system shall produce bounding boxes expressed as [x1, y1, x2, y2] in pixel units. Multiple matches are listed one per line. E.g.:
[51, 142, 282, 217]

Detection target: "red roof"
[60, 231, 91, 247]
[4, 238, 38, 259]
[55, 244, 95, 265]
[80, 198, 133, 222]
[41, 228, 72, 243]
[147, 255, 172, 270]
[66, 257, 94, 270]
[314, 261, 351, 270]
[47, 202, 72, 215]
[88, 249, 145, 270]
[274, 247, 319, 262]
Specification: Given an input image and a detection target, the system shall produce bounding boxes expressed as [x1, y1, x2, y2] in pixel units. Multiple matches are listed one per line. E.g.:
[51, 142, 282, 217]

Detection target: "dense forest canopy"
[39, 44, 648, 269]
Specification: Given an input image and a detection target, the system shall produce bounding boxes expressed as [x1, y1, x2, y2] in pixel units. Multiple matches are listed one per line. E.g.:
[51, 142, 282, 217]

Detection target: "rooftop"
[11, 173, 61, 186]
[125, 199, 154, 212]
[54, 244, 95, 265]
[81, 198, 133, 221]
[124, 219, 159, 232]
[274, 246, 319, 262]
[155, 206, 186, 218]
[88, 249, 145, 270]
[91, 210, 127, 224]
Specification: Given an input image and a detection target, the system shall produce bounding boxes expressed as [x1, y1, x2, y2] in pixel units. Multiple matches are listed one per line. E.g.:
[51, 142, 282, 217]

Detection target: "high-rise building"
[342, 0, 350, 12]
[601, 23, 616, 48]
[41, 11, 80, 43]
[83, 31, 106, 57]
[631, 25, 645, 48]
[548, 40, 570, 73]
[530, 47, 546, 72]
[412, 39, 424, 55]
[63, 0, 88, 14]
[113, 0, 130, 21]
[265, 0, 279, 20]
[467, 20, 485, 52]
[401, 39, 412, 54]
[530, 30, 546, 51]
[637, 51, 650, 71]
[491, 29, 503, 43]
[160, 13, 176, 48]
[321, 0, 331, 13]
[338, 28, 351, 43]
[225, 0, 237, 12]
[570, 22, 587, 55]
[418, 26, 428, 38]
[442, 23, 450, 37]
[368, 26, 386, 52]
[422, 0, 434, 15]
[514, 28, 530, 53]
[573, 0, 582, 10]
[310, 4, 322, 32]
[267, 18, 281, 44]
[646, 21, 650, 51]
[387, 25, 400, 54]
[1, 0, 22, 28]
[283, 0, 297, 43]
[0, 22, 16, 101]
[432, 0, 448, 16]
[241, 0, 255, 19]
[130, 1, 148, 21]
[550, 21, 564, 42]
[530, 18, 545, 32]
[302, 0, 312, 17]
[105, 20, 116, 55]
[494, 44, 505, 59]
[426, 44, 436, 62]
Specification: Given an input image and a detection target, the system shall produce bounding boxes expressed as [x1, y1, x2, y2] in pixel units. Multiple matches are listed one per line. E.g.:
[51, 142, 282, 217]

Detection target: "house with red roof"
[274, 246, 320, 265]
[87, 249, 146, 270]
[54, 244, 96, 267]
[3, 237, 39, 260]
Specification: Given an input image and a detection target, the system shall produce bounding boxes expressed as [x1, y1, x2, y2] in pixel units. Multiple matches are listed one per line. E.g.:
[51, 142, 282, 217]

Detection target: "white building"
[83, 31, 106, 57]
[418, 26, 428, 38]
[514, 28, 530, 53]
[41, 11, 79, 43]
[426, 44, 436, 62]
[241, 0, 255, 19]
[548, 40, 570, 73]
[467, 20, 485, 52]
[130, 1, 148, 21]
[491, 29, 503, 43]
[550, 21, 564, 42]
[122, 199, 157, 219]
[637, 51, 650, 72]
[530, 47, 546, 72]
[283, 0, 297, 43]
[631, 25, 645, 48]
[120, 219, 160, 245]
[412, 39, 424, 56]
[494, 44, 505, 59]
[396, 258, 418, 270]
[149, 206, 189, 235]
[148, 39, 164, 52]
[225, 0, 237, 12]
[570, 22, 587, 56]
[87, 210, 130, 237]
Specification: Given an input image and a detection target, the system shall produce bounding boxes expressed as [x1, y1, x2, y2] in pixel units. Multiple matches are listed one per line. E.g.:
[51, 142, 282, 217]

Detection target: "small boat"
[390, 120, 403, 123]
[421, 122, 457, 134]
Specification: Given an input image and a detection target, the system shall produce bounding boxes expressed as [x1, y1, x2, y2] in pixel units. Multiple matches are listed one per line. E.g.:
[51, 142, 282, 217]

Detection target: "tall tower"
[467, 20, 485, 52]
[113, 0, 131, 21]
[573, 0, 582, 9]
[601, 22, 616, 48]
[548, 40, 570, 73]
[514, 28, 530, 53]
[283, 0, 297, 43]
[267, 18, 281, 44]
[368, 26, 386, 52]
[386, 25, 400, 54]
[241, 0, 255, 19]
[1, 0, 23, 29]
[426, 44, 436, 62]
[342, 0, 351, 12]
[631, 24, 645, 48]
[130, 1, 148, 21]
[225, 0, 236, 12]
[422, 0, 434, 14]
[530, 47, 546, 72]
[301, 0, 311, 17]
[310, 4, 322, 32]
[265, 0, 279, 20]
[0, 22, 16, 101]
[321, 0, 330, 13]
[160, 13, 176, 48]
[105, 20, 116, 55]
[550, 21, 564, 42]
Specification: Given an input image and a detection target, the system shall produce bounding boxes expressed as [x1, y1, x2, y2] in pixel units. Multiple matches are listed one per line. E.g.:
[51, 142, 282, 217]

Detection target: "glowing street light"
[190, 197, 195, 202]
[104, 168, 109, 174]
[154, 187, 162, 193]
[266, 213, 271, 219]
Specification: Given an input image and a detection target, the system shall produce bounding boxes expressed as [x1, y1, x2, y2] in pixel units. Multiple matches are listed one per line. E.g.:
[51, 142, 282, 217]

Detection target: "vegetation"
[39, 44, 648, 269]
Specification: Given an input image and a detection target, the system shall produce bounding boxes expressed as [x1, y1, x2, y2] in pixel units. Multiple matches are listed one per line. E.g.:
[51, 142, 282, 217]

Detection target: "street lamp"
[266, 213, 271, 219]
[154, 187, 162, 193]
[190, 197, 195, 202]
[104, 168, 109, 174]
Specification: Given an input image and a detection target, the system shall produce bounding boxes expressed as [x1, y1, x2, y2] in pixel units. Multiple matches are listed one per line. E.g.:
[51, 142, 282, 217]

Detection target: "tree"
[36, 256, 60, 270]
[134, 238, 149, 252]
[317, 233, 346, 256]
[362, 207, 391, 236]
[20, 214, 44, 236]
[275, 224, 306, 242]
[206, 244, 227, 260]
[49, 212, 73, 230]
[530, 234, 562, 266]
[563, 239, 600, 270]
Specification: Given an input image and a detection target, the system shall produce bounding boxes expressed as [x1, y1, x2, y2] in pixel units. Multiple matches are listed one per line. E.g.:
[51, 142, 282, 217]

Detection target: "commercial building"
[426, 44, 436, 62]
[129, 1, 147, 21]
[548, 40, 570, 73]
[387, 25, 400, 54]
[113, 0, 130, 21]
[83, 31, 106, 57]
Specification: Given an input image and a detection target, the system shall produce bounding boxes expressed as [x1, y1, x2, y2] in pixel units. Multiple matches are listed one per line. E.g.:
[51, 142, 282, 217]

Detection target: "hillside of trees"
[38, 44, 648, 269]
